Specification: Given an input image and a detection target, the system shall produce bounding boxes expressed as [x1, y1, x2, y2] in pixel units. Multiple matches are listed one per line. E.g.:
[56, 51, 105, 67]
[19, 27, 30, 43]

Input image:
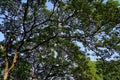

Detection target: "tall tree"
[0, 0, 120, 80]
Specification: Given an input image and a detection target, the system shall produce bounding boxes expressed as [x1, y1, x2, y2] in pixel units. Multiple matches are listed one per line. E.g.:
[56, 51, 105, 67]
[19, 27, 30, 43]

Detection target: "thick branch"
[3, 51, 19, 80]
[23, 0, 29, 31]
[8, 51, 19, 71]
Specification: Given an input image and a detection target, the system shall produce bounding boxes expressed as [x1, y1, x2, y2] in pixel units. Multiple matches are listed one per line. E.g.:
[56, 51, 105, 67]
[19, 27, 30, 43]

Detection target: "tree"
[96, 60, 120, 80]
[0, 0, 120, 80]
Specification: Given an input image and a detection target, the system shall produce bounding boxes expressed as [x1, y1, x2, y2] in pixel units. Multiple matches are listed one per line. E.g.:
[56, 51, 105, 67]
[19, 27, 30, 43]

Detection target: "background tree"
[0, 0, 120, 80]
[96, 60, 120, 80]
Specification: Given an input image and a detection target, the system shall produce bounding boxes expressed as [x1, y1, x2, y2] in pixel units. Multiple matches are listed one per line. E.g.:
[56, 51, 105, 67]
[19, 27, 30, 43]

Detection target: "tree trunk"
[3, 70, 9, 80]
[3, 57, 9, 80]
[3, 51, 19, 80]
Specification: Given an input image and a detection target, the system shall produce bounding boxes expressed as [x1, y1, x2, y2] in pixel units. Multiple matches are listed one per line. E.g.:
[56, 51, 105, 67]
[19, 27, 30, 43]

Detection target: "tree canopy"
[0, 0, 120, 80]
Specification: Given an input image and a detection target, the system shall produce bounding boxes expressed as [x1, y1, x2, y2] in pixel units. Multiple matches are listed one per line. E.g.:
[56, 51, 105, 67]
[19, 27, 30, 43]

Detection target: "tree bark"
[3, 51, 19, 80]
[3, 71, 9, 80]
[3, 58, 9, 80]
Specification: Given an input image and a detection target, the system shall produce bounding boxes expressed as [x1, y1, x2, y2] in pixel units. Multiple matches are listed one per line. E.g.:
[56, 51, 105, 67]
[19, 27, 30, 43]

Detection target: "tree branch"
[20, 33, 58, 52]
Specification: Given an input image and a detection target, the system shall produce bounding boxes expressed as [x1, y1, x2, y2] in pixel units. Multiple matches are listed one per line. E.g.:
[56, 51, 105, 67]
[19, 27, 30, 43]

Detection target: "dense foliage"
[0, 0, 120, 80]
[96, 60, 120, 80]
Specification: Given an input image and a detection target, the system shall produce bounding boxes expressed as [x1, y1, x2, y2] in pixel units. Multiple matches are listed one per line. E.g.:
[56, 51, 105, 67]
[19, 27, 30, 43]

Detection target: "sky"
[0, 32, 4, 41]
